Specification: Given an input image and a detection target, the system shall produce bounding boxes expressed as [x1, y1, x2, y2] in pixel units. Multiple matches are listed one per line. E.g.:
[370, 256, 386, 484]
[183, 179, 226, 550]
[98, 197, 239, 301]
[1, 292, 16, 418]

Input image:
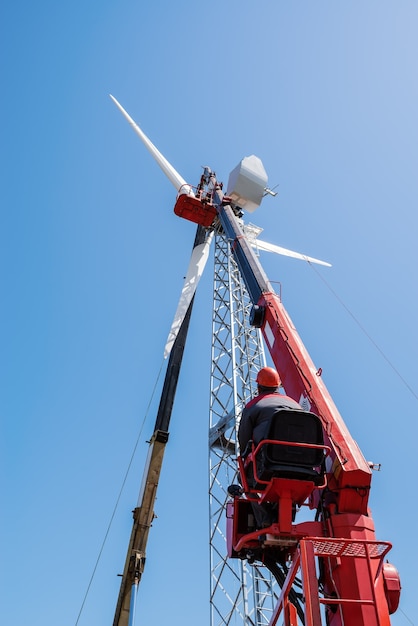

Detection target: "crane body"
[174, 167, 400, 624]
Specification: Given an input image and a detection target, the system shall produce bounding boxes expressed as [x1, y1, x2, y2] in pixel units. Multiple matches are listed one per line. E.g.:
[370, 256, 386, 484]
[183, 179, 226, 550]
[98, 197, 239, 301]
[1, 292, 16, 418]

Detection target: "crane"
[110, 96, 400, 625]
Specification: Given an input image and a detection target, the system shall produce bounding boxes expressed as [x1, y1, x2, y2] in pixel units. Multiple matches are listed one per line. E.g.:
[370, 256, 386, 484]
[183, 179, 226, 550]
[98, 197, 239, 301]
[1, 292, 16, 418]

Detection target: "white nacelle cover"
[226, 155, 268, 213]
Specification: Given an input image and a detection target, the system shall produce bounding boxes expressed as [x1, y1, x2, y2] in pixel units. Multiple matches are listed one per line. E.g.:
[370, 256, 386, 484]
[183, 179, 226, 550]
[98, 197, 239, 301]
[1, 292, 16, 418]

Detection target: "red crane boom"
[173, 167, 401, 625]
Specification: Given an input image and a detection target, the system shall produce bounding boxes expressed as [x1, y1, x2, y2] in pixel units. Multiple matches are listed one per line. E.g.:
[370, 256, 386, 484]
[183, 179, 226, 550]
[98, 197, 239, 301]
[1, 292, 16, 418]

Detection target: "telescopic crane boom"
[190, 167, 400, 625]
[112, 226, 207, 626]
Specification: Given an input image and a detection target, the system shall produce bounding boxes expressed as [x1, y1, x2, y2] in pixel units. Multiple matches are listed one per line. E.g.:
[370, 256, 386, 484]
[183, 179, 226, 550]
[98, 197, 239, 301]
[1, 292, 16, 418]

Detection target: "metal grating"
[310, 538, 392, 559]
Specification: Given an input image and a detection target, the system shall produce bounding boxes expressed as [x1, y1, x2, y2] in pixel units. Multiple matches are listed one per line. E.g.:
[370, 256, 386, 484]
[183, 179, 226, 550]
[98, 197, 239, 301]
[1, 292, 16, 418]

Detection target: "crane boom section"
[113, 431, 168, 626]
[113, 226, 206, 626]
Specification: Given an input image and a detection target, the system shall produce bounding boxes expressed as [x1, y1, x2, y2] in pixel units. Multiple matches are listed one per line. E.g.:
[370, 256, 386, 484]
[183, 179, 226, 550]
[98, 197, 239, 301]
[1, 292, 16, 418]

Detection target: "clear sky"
[2, 1, 417, 625]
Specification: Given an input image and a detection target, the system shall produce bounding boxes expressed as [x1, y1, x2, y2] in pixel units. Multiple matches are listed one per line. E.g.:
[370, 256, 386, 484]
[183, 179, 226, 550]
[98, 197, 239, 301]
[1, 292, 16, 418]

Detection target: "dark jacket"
[238, 392, 302, 453]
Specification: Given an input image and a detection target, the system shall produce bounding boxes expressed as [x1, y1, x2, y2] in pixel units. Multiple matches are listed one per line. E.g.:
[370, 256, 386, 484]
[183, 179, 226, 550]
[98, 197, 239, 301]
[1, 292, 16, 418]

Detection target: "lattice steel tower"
[208, 229, 278, 626]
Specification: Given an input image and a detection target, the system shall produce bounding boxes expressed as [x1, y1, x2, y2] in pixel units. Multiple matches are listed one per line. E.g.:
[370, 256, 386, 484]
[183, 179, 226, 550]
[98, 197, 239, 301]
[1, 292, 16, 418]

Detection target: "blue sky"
[2, 1, 418, 624]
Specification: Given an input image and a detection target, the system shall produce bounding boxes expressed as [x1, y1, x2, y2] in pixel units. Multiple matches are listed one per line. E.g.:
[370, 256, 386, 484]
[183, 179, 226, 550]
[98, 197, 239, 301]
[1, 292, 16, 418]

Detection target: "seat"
[254, 409, 325, 486]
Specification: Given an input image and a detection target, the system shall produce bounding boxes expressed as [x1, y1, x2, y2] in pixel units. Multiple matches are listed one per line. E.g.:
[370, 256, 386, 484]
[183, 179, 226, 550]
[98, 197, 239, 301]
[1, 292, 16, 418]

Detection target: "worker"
[238, 366, 303, 529]
[239, 366, 302, 453]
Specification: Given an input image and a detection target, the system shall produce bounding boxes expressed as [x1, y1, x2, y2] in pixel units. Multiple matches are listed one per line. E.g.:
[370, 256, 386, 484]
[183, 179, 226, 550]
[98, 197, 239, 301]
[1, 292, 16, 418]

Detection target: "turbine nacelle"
[226, 155, 268, 213]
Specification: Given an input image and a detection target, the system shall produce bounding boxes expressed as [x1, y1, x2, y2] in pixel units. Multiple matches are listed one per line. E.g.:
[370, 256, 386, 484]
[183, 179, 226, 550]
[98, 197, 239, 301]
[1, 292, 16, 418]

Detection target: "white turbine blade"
[254, 239, 332, 267]
[164, 232, 214, 358]
[109, 94, 193, 196]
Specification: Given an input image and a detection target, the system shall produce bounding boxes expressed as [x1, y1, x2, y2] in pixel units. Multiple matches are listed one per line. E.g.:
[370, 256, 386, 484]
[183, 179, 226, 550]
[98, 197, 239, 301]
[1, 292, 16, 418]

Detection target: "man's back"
[238, 392, 302, 452]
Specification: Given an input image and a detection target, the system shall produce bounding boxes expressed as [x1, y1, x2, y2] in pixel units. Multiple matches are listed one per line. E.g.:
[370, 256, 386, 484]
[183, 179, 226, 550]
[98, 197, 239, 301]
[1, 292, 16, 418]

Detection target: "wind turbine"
[109, 95, 332, 626]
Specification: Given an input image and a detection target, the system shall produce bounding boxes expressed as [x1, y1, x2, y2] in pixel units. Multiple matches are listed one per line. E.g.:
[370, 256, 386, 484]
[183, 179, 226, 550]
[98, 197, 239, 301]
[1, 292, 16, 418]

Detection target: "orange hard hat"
[256, 366, 280, 387]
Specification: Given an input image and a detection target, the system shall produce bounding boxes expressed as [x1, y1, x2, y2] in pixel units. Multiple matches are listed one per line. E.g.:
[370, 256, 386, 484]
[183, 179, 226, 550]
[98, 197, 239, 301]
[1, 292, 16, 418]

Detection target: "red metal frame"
[174, 185, 217, 227]
[268, 537, 393, 626]
[238, 439, 329, 535]
[241, 438, 329, 488]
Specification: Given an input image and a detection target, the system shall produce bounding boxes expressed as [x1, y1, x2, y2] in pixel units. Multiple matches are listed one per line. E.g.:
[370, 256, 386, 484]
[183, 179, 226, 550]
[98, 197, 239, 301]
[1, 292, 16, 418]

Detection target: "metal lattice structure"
[208, 230, 279, 626]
